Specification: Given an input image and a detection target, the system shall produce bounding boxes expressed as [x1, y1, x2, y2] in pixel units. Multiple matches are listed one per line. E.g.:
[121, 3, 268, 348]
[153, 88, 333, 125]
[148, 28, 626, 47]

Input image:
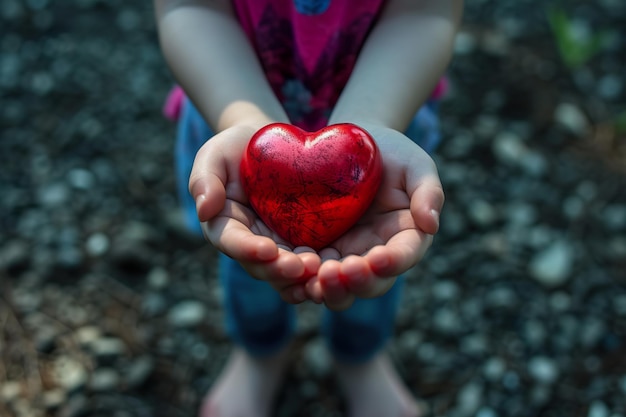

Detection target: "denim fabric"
[174, 99, 439, 361]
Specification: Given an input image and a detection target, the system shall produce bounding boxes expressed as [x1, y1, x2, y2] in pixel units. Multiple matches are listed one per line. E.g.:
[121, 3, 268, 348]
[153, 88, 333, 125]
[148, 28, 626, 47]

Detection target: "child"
[154, 0, 462, 416]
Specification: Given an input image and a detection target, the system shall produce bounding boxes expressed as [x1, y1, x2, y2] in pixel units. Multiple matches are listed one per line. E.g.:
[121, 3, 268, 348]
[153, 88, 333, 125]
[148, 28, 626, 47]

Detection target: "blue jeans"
[175, 100, 440, 363]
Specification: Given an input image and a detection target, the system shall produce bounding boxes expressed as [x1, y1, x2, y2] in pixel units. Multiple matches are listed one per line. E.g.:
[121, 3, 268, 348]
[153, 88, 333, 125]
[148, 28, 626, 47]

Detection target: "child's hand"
[305, 125, 445, 311]
[189, 124, 322, 304]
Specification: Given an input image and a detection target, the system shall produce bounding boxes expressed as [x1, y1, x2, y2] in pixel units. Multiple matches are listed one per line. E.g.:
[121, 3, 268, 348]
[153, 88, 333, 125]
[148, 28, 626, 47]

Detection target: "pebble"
[66, 168, 95, 190]
[147, 267, 170, 289]
[476, 407, 499, 417]
[124, 356, 154, 389]
[42, 389, 66, 410]
[38, 182, 70, 207]
[528, 356, 560, 385]
[0, 381, 22, 403]
[432, 280, 461, 301]
[167, 300, 207, 327]
[529, 240, 575, 287]
[597, 74, 623, 100]
[85, 233, 110, 257]
[554, 103, 590, 137]
[588, 401, 610, 417]
[468, 199, 498, 227]
[483, 357, 506, 382]
[455, 381, 484, 417]
[90, 368, 121, 391]
[579, 316, 606, 348]
[91, 337, 127, 361]
[492, 131, 527, 165]
[303, 338, 332, 378]
[432, 306, 462, 335]
[455, 31, 478, 55]
[53, 356, 88, 392]
[74, 325, 102, 347]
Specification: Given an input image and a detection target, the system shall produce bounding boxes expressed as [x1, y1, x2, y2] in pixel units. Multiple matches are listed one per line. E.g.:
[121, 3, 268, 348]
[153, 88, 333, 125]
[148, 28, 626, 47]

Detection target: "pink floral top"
[163, 0, 447, 131]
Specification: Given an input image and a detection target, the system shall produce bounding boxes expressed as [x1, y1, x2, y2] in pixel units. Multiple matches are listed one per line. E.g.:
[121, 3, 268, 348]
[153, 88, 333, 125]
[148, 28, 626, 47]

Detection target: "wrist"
[217, 101, 289, 132]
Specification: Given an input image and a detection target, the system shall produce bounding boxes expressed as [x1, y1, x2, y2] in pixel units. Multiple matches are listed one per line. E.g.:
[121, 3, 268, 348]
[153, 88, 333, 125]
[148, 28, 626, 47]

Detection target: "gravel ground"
[1, 1, 625, 417]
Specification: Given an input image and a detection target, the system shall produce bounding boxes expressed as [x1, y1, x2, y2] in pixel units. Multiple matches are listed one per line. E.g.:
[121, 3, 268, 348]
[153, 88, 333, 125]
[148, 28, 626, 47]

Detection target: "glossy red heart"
[240, 123, 383, 250]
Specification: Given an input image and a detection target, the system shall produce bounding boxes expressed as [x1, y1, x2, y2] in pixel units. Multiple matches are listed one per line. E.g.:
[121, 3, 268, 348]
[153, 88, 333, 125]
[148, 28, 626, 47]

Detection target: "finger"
[205, 215, 279, 262]
[189, 142, 231, 222]
[318, 260, 355, 311]
[408, 166, 445, 235]
[305, 277, 324, 304]
[364, 230, 433, 277]
[242, 248, 308, 282]
[279, 284, 308, 304]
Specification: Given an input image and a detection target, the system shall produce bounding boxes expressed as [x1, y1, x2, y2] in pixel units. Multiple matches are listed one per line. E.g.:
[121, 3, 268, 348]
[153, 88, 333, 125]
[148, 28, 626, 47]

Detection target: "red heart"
[240, 123, 383, 250]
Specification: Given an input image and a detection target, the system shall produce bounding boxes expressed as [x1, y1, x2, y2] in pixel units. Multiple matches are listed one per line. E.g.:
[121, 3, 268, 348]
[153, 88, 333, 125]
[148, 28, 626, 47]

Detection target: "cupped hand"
[305, 125, 445, 311]
[189, 124, 322, 304]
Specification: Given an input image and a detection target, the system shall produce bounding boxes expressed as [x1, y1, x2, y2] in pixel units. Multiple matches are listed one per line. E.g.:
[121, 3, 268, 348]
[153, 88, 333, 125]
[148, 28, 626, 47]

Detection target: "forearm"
[329, 0, 463, 131]
[154, 0, 289, 131]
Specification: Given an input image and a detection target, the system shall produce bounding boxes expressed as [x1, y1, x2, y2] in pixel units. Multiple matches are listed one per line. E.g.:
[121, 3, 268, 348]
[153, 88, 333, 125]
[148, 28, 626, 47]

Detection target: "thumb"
[409, 169, 445, 236]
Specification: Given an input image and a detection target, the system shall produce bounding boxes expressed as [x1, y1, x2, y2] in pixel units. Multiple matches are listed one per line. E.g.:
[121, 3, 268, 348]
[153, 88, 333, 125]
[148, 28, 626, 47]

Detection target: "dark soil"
[1, 1, 625, 417]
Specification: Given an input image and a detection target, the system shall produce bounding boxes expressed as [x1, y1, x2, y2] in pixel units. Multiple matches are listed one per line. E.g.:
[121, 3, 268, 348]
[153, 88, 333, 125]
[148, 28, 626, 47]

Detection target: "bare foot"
[336, 352, 423, 417]
[199, 346, 291, 417]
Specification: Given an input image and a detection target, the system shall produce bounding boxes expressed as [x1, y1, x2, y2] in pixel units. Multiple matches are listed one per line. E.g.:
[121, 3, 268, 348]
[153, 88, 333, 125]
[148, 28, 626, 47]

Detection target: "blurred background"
[1, 0, 625, 416]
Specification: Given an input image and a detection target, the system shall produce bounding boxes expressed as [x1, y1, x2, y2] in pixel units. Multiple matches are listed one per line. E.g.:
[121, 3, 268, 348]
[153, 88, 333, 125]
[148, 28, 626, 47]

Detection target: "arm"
[309, 0, 463, 310]
[330, 0, 463, 130]
[154, 0, 320, 303]
[154, 0, 289, 131]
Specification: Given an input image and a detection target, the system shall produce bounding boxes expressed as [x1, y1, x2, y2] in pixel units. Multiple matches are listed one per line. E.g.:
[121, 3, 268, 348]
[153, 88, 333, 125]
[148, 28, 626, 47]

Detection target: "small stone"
[523, 320, 547, 347]
[0, 240, 30, 272]
[432, 307, 462, 335]
[554, 103, 589, 137]
[456, 381, 484, 417]
[397, 330, 423, 354]
[602, 204, 626, 231]
[461, 333, 488, 356]
[529, 241, 575, 287]
[619, 375, 626, 394]
[528, 356, 559, 385]
[614, 295, 626, 316]
[38, 182, 70, 206]
[303, 338, 332, 378]
[483, 357, 506, 382]
[476, 407, 498, 417]
[66, 168, 95, 190]
[550, 291, 571, 312]
[42, 388, 66, 410]
[89, 368, 120, 391]
[588, 401, 610, 417]
[167, 300, 207, 327]
[0, 381, 22, 403]
[432, 280, 460, 301]
[91, 337, 127, 360]
[468, 199, 497, 227]
[85, 233, 110, 257]
[124, 356, 154, 389]
[597, 74, 623, 100]
[493, 131, 527, 165]
[579, 317, 606, 349]
[454, 31, 477, 55]
[147, 267, 170, 289]
[530, 384, 552, 407]
[74, 325, 101, 347]
[507, 203, 537, 226]
[53, 357, 88, 392]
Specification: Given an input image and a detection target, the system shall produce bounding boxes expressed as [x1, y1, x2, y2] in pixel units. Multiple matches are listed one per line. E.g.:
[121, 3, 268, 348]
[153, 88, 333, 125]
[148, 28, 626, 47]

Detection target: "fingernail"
[195, 194, 207, 216]
[431, 209, 440, 232]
